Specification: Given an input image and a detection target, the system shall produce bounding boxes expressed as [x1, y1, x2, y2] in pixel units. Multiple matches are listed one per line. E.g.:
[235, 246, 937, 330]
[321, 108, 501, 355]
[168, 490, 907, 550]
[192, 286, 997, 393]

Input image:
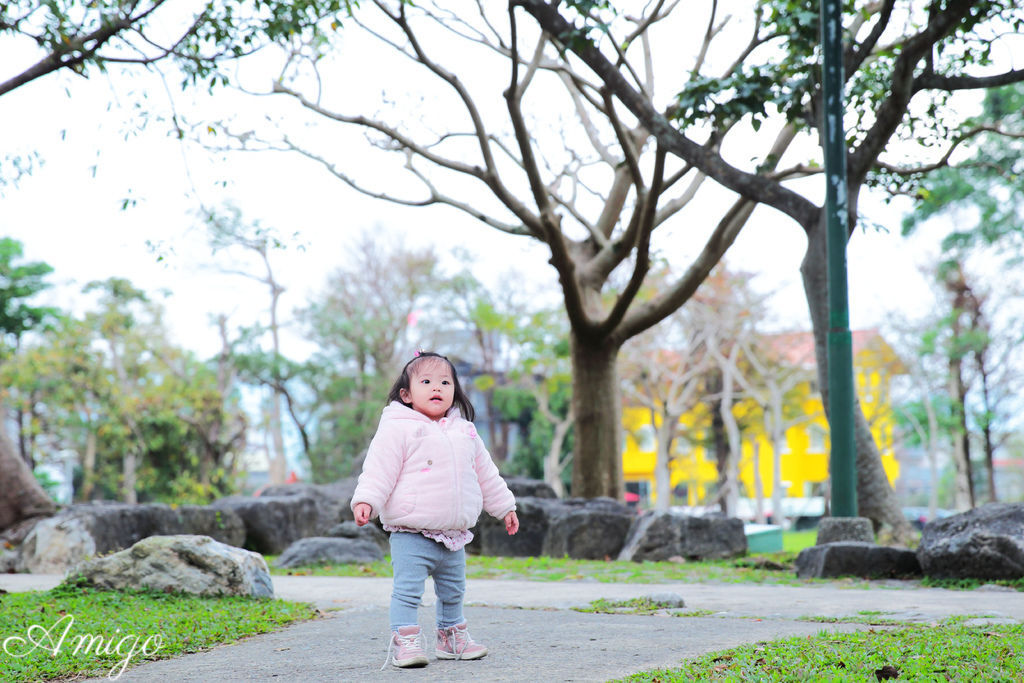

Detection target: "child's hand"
[504, 511, 519, 536]
[353, 503, 372, 526]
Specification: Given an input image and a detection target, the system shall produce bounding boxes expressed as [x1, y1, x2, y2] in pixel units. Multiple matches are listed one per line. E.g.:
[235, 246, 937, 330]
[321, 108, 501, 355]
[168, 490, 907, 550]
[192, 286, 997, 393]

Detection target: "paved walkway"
[3, 574, 1022, 682]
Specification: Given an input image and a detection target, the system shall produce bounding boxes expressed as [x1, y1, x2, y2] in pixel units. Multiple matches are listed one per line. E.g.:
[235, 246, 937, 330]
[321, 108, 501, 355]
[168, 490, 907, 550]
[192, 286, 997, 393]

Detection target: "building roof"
[762, 329, 906, 374]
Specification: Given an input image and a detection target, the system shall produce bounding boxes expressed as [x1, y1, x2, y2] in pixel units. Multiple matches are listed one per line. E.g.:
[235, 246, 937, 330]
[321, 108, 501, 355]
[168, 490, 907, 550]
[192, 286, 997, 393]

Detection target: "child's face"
[399, 360, 455, 421]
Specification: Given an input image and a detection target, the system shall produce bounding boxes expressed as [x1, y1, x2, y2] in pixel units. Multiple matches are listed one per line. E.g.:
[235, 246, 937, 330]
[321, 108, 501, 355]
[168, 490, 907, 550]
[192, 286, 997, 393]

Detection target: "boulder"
[18, 503, 246, 574]
[795, 542, 922, 579]
[816, 517, 874, 544]
[543, 497, 634, 560]
[19, 514, 95, 574]
[260, 478, 357, 529]
[618, 511, 747, 562]
[68, 535, 273, 598]
[467, 497, 564, 557]
[275, 537, 384, 568]
[917, 503, 1024, 580]
[325, 521, 390, 553]
[1, 546, 20, 573]
[212, 495, 319, 555]
[501, 476, 558, 499]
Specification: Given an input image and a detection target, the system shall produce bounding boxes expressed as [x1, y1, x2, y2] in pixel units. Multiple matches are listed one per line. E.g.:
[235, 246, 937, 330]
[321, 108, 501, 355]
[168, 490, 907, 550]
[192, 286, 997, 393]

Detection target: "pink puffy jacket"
[351, 402, 516, 531]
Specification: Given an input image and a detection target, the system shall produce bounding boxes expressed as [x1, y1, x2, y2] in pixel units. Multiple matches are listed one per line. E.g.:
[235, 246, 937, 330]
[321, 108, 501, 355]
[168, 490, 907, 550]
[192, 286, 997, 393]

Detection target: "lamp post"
[820, 0, 857, 517]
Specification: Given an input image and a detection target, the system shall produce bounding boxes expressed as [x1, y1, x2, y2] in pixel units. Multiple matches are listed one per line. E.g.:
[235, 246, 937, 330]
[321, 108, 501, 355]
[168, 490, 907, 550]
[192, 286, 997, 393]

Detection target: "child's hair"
[387, 352, 475, 421]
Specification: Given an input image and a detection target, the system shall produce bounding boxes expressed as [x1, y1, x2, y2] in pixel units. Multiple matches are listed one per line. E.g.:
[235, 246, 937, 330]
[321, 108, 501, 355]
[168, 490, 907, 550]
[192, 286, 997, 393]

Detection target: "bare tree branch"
[876, 124, 1024, 177]
[915, 68, 1024, 93]
[514, 0, 819, 229]
[849, 0, 983, 185]
[846, 0, 897, 76]
[595, 145, 665, 337]
[507, 4, 593, 335]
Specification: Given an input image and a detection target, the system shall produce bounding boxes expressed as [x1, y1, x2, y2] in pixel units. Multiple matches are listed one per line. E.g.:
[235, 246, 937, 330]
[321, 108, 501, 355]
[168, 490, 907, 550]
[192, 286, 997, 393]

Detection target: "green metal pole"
[820, 0, 857, 517]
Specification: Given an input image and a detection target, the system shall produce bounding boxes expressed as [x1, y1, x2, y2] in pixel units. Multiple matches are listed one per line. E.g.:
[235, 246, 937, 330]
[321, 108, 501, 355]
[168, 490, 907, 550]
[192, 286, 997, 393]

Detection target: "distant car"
[902, 506, 955, 530]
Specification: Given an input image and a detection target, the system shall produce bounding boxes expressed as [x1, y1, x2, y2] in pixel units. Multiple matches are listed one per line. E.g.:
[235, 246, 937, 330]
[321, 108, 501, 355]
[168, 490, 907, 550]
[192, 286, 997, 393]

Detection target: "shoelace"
[439, 626, 470, 659]
[381, 630, 424, 670]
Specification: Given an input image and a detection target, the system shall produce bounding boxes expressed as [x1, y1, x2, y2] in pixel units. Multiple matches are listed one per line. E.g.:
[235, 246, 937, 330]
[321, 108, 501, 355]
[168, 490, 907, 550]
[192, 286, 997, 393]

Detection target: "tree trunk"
[924, 395, 941, 520]
[752, 441, 766, 523]
[569, 334, 623, 499]
[977, 361, 997, 503]
[769, 386, 785, 527]
[81, 427, 97, 501]
[543, 415, 572, 499]
[16, 405, 31, 469]
[267, 395, 288, 486]
[704, 371, 730, 509]
[719, 362, 742, 518]
[653, 410, 677, 511]
[800, 217, 913, 541]
[948, 364, 975, 510]
[0, 426, 55, 533]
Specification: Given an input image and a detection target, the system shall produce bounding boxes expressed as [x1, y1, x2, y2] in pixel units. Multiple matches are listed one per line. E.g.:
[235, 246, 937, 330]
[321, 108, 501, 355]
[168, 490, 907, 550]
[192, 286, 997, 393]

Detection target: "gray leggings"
[388, 531, 466, 631]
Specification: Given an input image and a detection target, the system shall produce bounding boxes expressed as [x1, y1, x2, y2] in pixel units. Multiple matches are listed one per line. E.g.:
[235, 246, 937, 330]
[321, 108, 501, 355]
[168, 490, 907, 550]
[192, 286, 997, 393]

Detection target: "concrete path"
[3, 574, 1021, 682]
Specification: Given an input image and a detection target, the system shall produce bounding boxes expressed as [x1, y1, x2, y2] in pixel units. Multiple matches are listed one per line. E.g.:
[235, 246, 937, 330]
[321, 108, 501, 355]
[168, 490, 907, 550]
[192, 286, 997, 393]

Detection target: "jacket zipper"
[441, 421, 461, 529]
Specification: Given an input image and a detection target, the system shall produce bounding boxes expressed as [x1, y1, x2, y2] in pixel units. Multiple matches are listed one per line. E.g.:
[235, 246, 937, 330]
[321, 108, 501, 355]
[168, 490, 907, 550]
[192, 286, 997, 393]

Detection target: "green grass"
[268, 530, 823, 584]
[268, 551, 839, 586]
[574, 597, 714, 618]
[921, 575, 1024, 592]
[619, 621, 1024, 681]
[0, 580, 318, 682]
[782, 529, 818, 553]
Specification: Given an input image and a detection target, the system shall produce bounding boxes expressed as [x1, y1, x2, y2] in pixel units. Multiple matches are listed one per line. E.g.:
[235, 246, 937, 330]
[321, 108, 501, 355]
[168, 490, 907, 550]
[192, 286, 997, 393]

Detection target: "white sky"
[0, 9, 948, 365]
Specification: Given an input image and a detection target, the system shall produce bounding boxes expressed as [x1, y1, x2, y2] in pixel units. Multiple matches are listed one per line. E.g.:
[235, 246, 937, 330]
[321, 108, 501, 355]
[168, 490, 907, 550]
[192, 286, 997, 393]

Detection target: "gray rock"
[795, 542, 922, 579]
[0, 545, 21, 573]
[543, 498, 634, 560]
[501, 477, 558, 499]
[467, 497, 564, 557]
[260, 479, 357, 529]
[325, 521, 389, 553]
[18, 503, 245, 574]
[275, 537, 384, 568]
[816, 517, 874, 544]
[212, 495, 319, 555]
[19, 514, 95, 574]
[917, 503, 1024, 580]
[618, 511, 747, 562]
[68, 535, 273, 598]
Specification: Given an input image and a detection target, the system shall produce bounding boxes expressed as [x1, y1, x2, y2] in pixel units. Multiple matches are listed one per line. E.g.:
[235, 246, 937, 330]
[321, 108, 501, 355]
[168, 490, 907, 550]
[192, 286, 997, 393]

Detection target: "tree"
[206, 206, 296, 487]
[901, 84, 1024, 260]
[297, 230, 443, 481]
[901, 83, 1024, 505]
[3, 285, 248, 504]
[0, 237, 57, 533]
[518, 0, 1024, 538]
[620, 308, 709, 511]
[741, 339, 818, 526]
[214, 1, 799, 502]
[0, 0, 353, 97]
[1, 0, 355, 192]
[505, 306, 574, 496]
[686, 267, 816, 521]
[890, 311, 959, 517]
[0, 237, 59, 468]
[81, 278, 156, 503]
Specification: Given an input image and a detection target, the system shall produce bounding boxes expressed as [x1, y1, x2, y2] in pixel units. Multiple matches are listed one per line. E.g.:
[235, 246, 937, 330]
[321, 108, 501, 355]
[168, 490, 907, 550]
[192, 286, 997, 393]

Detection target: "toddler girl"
[352, 352, 519, 668]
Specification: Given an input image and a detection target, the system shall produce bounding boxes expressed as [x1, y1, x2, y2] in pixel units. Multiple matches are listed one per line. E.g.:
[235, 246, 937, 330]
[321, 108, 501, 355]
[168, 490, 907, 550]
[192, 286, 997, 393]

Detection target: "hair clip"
[413, 350, 422, 357]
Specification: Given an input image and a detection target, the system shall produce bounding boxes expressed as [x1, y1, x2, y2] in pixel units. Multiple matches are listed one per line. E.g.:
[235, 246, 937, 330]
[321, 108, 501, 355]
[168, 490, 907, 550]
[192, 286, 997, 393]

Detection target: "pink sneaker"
[386, 626, 429, 668]
[436, 622, 488, 660]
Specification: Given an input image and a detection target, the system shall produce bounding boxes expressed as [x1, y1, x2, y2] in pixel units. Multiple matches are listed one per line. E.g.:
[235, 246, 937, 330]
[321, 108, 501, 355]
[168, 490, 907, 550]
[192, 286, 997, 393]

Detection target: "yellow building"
[622, 329, 905, 511]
